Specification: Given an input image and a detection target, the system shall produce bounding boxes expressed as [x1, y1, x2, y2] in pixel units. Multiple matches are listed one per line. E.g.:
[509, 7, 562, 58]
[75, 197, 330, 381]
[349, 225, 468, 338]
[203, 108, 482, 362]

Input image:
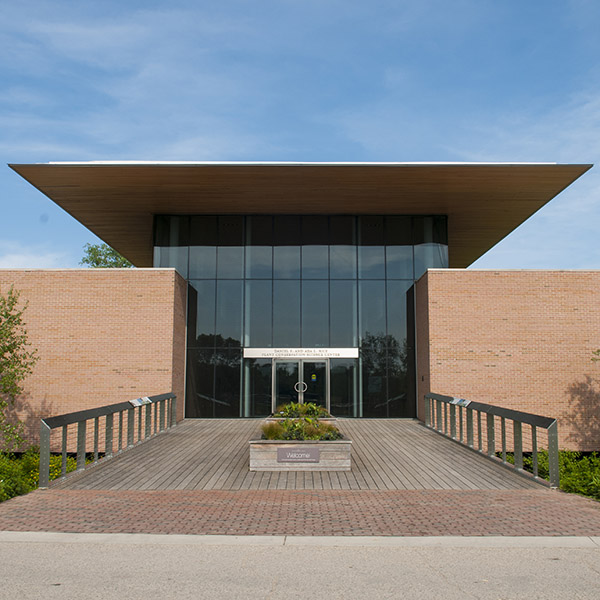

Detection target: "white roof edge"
[36, 160, 560, 167]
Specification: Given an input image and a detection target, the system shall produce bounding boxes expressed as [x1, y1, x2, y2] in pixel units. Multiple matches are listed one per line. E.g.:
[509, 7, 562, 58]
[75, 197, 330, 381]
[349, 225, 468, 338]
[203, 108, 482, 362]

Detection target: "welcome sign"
[277, 448, 320, 463]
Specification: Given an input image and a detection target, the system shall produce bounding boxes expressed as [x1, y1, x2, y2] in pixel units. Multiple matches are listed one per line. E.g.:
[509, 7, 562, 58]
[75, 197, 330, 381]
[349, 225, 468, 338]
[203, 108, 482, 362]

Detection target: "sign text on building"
[243, 348, 359, 359]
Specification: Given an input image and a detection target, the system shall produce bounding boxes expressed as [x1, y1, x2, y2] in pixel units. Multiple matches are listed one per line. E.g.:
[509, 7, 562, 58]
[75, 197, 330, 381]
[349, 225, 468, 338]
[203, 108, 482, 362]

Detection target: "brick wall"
[416, 270, 600, 451]
[0, 269, 187, 447]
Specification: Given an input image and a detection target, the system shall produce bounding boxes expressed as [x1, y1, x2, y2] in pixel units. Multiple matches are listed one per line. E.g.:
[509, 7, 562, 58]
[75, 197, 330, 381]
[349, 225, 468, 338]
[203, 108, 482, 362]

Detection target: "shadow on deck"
[52, 419, 540, 491]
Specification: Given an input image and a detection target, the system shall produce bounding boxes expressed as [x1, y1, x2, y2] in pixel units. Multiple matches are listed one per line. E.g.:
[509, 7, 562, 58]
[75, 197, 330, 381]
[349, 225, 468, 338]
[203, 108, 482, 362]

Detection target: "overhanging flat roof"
[9, 161, 592, 268]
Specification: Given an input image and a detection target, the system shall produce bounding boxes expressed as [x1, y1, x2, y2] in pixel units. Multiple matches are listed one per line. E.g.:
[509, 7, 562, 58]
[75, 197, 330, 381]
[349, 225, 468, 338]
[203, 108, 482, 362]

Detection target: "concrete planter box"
[249, 438, 352, 471]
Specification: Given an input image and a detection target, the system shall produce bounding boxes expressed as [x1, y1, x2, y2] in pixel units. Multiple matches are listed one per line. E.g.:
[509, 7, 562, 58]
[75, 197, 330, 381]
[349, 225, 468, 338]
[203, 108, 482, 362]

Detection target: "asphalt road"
[1, 533, 599, 599]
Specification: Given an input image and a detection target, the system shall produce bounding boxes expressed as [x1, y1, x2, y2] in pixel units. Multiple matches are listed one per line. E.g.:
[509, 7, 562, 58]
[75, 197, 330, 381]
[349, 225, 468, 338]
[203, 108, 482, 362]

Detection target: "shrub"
[0, 448, 78, 502]
[501, 450, 600, 500]
[274, 402, 331, 419]
[261, 417, 343, 441]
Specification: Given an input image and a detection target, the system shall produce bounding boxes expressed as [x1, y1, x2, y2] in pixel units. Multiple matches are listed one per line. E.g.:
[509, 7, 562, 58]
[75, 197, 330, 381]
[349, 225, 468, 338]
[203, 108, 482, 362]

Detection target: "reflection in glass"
[275, 361, 299, 406]
[330, 359, 357, 417]
[358, 246, 385, 279]
[213, 348, 242, 417]
[386, 280, 411, 345]
[361, 347, 386, 418]
[244, 280, 272, 347]
[386, 246, 413, 279]
[302, 281, 329, 347]
[154, 247, 188, 278]
[359, 280, 386, 342]
[217, 246, 244, 279]
[302, 246, 329, 279]
[245, 246, 272, 278]
[188, 280, 216, 347]
[388, 347, 410, 417]
[155, 215, 189, 246]
[414, 244, 448, 279]
[330, 246, 356, 278]
[216, 280, 242, 346]
[303, 361, 327, 407]
[189, 246, 216, 279]
[273, 246, 300, 279]
[153, 214, 450, 420]
[330, 280, 357, 347]
[273, 281, 300, 347]
[185, 348, 214, 418]
[243, 358, 272, 417]
[218, 216, 244, 245]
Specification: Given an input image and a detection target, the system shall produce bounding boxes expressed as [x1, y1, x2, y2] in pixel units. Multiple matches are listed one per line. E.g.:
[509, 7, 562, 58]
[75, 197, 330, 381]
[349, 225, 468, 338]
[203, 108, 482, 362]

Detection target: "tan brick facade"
[416, 270, 600, 451]
[0, 269, 187, 447]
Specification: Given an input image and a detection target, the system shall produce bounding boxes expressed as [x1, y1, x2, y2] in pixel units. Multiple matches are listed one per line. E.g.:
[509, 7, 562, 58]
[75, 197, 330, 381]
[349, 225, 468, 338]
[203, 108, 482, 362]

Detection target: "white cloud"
[0, 241, 72, 269]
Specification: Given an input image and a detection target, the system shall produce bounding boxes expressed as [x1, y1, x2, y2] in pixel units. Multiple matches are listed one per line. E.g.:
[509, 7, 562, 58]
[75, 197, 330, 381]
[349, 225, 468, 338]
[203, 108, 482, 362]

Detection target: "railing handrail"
[424, 392, 560, 488]
[425, 393, 556, 430]
[39, 392, 177, 489]
[42, 392, 175, 429]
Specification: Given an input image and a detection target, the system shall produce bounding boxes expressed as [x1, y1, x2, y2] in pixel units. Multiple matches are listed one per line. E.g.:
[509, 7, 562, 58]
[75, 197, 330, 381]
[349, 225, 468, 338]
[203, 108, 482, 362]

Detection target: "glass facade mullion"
[154, 214, 448, 418]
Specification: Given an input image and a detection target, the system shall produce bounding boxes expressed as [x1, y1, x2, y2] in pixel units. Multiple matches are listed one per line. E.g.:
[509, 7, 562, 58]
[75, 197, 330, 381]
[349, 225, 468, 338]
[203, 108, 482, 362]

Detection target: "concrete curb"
[1, 531, 599, 548]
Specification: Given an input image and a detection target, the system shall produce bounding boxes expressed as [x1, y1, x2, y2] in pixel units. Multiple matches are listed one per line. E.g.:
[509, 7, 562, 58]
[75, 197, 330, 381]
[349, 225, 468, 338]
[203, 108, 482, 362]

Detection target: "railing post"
[459, 406, 463, 442]
[118, 410, 124, 452]
[93, 417, 99, 463]
[450, 404, 456, 439]
[436, 399, 442, 432]
[39, 421, 51, 489]
[127, 408, 135, 447]
[105, 413, 114, 458]
[159, 399, 166, 432]
[61, 425, 68, 477]
[514, 420, 523, 471]
[501, 417, 506, 463]
[424, 396, 430, 427]
[531, 425, 538, 478]
[171, 395, 177, 428]
[466, 408, 474, 448]
[486, 413, 495, 456]
[547, 420, 560, 488]
[76, 421, 86, 471]
[477, 411, 482, 452]
[145, 403, 152, 438]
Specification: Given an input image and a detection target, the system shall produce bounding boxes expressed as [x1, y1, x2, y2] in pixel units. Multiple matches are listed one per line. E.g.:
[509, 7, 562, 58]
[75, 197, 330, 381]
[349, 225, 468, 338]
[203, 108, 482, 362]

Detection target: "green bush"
[274, 402, 331, 419]
[502, 450, 600, 500]
[261, 417, 343, 441]
[0, 449, 78, 503]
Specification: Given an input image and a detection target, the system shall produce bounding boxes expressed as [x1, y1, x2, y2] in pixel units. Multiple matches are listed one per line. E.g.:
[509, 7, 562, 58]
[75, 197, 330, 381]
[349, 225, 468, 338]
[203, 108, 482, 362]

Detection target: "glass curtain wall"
[154, 215, 448, 418]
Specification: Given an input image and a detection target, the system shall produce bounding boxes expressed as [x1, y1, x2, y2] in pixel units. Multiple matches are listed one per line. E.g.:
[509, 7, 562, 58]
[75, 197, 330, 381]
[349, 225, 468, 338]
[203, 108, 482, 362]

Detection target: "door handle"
[294, 381, 308, 393]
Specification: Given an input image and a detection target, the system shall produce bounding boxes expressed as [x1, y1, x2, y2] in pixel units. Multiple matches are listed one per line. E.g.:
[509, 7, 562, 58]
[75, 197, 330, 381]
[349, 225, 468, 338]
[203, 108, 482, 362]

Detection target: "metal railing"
[39, 392, 177, 489]
[424, 392, 559, 488]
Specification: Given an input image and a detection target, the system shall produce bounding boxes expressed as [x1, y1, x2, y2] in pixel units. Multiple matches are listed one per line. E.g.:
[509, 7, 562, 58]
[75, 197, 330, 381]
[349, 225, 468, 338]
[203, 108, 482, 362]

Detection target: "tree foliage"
[80, 243, 133, 268]
[0, 287, 38, 450]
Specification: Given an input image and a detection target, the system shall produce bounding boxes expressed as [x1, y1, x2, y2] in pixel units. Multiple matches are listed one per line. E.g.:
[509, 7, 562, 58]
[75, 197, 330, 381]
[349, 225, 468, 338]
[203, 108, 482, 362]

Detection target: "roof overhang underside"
[9, 162, 592, 268]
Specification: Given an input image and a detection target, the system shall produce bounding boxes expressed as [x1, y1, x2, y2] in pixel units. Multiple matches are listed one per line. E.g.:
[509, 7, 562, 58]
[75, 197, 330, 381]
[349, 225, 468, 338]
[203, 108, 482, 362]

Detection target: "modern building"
[4, 161, 599, 450]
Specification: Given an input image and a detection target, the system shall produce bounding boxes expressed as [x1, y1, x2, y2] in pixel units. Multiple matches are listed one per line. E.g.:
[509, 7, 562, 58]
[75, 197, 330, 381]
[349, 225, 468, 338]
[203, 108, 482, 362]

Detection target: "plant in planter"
[250, 403, 351, 472]
[261, 417, 343, 441]
[273, 402, 332, 419]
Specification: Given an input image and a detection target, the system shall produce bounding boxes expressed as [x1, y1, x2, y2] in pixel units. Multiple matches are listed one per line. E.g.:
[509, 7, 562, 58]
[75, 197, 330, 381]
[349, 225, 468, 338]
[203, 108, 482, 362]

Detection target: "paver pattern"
[1, 489, 599, 536]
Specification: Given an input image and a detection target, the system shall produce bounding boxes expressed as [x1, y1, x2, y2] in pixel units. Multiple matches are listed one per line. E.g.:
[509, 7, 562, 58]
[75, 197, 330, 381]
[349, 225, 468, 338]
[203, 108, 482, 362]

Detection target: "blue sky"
[1, 0, 599, 269]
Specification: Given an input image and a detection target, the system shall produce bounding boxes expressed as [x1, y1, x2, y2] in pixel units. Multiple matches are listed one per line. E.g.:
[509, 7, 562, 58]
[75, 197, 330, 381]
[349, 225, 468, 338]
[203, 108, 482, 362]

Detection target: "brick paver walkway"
[1, 488, 599, 536]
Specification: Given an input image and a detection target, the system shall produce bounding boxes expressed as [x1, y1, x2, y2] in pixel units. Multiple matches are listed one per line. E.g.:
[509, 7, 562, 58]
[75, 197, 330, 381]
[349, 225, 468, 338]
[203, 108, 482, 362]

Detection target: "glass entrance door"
[273, 359, 329, 412]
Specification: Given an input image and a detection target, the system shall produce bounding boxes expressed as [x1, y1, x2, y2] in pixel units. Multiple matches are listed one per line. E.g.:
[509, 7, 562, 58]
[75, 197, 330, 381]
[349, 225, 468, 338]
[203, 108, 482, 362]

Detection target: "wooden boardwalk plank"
[56, 419, 540, 491]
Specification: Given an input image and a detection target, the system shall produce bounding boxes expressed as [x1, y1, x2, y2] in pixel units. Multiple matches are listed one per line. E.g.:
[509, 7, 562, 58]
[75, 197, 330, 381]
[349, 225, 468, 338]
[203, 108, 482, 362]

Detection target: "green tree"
[80, 243, 133, 268]
[0, 287, 38, 451]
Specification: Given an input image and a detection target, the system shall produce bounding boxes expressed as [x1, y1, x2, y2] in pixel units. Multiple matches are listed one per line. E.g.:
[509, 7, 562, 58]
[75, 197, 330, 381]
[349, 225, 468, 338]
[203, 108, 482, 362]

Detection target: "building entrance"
[272, 359, 329, 412]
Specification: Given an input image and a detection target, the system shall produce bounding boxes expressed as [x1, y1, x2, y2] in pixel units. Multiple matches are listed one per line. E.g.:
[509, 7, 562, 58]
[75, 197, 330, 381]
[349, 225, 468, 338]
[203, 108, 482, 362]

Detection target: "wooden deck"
[54, 419, 540, 491]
